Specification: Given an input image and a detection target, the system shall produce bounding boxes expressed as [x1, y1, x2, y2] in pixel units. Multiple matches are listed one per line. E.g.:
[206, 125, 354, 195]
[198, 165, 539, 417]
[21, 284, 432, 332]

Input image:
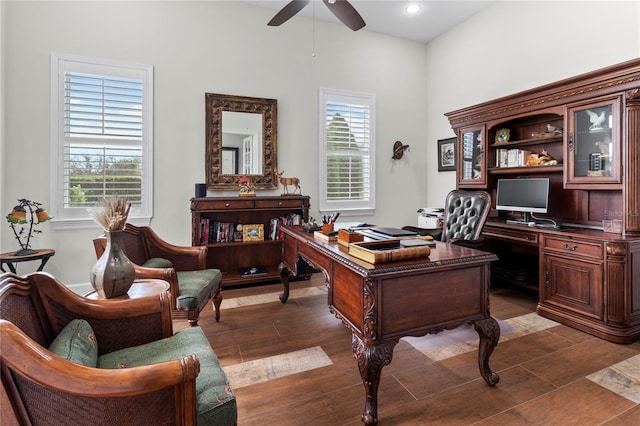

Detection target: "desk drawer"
[255, 199, 302, 209]
[202, 199, 255, 210]
[483, 226, 538, 245]
[542, 236, 603, 259]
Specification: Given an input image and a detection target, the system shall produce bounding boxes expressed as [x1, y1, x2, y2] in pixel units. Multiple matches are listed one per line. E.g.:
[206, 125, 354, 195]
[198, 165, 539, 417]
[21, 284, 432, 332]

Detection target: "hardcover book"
[349, 239, 431, 264]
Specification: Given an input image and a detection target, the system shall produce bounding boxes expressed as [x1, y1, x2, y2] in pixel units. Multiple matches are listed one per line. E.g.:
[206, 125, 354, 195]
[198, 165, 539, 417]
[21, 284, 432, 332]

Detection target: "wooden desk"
[279, 226, 500, 424]
[84, 279, 170, 300]
[0, 249, 55, 274]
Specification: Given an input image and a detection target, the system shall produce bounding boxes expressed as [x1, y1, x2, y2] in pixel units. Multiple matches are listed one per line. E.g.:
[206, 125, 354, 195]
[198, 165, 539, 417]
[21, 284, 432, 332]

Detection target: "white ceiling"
[240, 0, 495, 43]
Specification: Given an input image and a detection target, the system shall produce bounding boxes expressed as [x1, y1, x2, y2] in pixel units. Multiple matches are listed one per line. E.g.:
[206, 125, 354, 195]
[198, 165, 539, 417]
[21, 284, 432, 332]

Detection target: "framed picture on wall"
[437, 137, 457, 172]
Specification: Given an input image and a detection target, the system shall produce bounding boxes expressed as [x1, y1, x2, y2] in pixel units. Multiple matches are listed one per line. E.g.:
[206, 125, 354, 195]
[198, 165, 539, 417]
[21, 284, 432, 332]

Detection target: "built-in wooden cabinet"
[458, 125, 486, 187]
[191, 196, 310, 287]
[540, 235, 604, 321]
[565, 95, 623, 189]
[446, 58, 640, 343]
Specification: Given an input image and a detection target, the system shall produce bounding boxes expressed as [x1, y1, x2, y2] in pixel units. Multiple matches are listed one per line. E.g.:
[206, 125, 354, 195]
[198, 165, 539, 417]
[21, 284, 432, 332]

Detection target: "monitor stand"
[506, 212, 535, 227]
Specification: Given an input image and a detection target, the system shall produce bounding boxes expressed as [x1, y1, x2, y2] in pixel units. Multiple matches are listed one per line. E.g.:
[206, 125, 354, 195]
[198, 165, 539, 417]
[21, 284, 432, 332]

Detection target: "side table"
[84, 279, 170, 300]
[0, 249, 55, 274]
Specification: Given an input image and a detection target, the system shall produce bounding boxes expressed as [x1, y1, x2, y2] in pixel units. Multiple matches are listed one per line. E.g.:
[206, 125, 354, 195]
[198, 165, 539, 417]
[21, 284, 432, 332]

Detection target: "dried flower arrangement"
[88, 196, 131, 231]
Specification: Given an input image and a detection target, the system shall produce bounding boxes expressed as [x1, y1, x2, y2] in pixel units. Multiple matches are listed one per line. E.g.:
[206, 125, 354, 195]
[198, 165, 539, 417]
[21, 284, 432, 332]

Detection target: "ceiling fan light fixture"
[405, 4, 421, 14]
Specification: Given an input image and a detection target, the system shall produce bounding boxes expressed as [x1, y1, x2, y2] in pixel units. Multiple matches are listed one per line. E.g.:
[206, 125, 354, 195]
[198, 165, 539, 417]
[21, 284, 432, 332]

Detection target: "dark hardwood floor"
[178, 274, 640, 425]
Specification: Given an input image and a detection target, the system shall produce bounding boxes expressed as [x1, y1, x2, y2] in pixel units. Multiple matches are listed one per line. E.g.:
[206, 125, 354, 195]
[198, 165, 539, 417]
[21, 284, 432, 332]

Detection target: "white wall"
[1, 1, 429, 286]
[424, 0, 640, 206]
[2, 1, 639, 288]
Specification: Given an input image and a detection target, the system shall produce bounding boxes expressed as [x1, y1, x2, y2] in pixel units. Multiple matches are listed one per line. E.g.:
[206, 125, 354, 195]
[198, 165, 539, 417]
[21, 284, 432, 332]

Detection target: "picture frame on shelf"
[243, 224, 264, 241]
[437, 137, 456, 172]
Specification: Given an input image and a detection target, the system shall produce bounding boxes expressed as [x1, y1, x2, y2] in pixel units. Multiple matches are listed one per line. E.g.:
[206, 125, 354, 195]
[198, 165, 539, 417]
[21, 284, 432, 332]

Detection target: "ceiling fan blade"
[323, 0, 366, 31]
[268, 0, 311, 26]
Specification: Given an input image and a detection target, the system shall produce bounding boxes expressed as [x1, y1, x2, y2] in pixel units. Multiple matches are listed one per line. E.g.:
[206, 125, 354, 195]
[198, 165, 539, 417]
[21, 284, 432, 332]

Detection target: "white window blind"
[319, 89, 375, 214]
[51, 54, 153, 227]
[64, 72, 143, 207]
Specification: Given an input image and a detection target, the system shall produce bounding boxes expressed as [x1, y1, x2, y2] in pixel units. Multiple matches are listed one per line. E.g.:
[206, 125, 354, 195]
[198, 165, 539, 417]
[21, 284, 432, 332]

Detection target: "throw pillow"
[142, 258, 174, 268]
[48, 319, 98, 367]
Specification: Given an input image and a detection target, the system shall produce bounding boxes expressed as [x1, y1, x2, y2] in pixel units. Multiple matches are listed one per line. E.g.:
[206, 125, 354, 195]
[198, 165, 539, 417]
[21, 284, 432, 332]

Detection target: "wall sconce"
[6, 199, 52, 255]
[392, 141, 410, 160]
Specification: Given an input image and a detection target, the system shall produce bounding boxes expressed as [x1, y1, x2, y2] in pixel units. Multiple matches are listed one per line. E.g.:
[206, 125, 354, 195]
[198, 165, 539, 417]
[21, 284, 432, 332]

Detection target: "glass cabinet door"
[458, 125, 486, 188]
[566, 96, 621, 188]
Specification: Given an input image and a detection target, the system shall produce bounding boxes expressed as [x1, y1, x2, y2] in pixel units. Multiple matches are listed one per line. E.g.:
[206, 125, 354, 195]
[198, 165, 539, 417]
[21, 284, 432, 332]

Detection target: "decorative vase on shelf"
[90, 230, 135, 298]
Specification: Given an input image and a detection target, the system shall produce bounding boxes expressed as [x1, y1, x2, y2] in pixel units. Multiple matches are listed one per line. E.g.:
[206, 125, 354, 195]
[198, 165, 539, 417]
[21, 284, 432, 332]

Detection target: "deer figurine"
[277, 170, 301, 195]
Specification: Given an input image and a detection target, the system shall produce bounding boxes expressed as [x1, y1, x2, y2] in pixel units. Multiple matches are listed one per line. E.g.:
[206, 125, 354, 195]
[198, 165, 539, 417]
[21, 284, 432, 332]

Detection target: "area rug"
[222, 346, 332, 389]
[222, 285, 327, 309]
[403, 313, 560, 361]
[587, 354, 640, 403]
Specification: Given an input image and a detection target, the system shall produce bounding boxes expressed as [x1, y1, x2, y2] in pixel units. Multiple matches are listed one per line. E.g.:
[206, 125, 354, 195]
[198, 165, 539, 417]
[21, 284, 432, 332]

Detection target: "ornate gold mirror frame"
[205, 93, 278, 190]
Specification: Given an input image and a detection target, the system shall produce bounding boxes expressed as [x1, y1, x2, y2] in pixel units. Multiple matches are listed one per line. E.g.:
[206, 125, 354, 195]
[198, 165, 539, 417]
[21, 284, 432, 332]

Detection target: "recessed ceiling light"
[405, 4, 421, 14]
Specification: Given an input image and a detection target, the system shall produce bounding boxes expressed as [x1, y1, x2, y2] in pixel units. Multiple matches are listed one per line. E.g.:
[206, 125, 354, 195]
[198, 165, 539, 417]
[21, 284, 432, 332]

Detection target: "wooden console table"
[278, 226, 500, 424]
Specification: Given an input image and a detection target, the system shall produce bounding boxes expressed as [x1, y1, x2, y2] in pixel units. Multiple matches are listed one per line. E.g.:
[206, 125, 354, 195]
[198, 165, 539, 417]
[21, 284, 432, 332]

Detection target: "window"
[319, 88, 375, 214]
[50, 54, 153, 228]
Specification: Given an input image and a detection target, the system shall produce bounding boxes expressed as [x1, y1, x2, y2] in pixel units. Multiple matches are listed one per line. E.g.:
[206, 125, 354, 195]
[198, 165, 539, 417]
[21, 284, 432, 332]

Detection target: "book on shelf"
[268, 213, 303, 240]
[199, 219, 236, 243]
[495, 148, 531, 168]
[348, 239, 431, 264]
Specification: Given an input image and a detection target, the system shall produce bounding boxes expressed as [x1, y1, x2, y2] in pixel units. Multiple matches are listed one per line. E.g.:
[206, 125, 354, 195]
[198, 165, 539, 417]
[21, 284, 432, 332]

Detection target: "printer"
[417, 207, 444, 229]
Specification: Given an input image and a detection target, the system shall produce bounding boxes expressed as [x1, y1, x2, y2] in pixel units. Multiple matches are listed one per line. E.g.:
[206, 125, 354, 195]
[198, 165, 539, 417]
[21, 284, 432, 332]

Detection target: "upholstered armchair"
[438, 189, 491, 249]
[93, 223, 222, 326]
[0, 272, 237, 426]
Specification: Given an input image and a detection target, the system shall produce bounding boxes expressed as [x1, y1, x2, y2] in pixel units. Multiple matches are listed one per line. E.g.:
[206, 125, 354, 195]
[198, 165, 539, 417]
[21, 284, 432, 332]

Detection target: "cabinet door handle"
[225, 203, 230, 207]
[545, 270, 550, 287]
[568, 132, 574, 151]
[278, 202, 283, 206]
[562, 242, 578, 251]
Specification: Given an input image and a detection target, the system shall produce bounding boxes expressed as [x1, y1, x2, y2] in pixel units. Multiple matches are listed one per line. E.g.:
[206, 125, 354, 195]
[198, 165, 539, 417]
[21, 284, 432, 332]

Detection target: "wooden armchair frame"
[93, 223, 222, 325]
[0, 272, 200, 425]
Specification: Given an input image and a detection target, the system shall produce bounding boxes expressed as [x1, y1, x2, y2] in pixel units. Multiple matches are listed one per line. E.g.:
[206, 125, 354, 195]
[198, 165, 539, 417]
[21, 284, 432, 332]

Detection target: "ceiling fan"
[268, 0, 366, 31]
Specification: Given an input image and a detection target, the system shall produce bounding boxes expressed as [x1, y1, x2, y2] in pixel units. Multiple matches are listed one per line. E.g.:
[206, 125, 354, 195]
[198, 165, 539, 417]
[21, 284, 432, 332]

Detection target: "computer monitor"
[496, 178, 549, 224]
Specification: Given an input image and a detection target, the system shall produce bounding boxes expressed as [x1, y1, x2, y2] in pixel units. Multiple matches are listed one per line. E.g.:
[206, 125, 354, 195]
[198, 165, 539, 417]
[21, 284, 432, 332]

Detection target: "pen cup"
[322, 223, 334, 235]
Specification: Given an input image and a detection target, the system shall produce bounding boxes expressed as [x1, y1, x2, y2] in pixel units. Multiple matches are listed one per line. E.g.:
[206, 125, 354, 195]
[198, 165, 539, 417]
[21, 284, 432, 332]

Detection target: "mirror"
[205, 93, 278, 190]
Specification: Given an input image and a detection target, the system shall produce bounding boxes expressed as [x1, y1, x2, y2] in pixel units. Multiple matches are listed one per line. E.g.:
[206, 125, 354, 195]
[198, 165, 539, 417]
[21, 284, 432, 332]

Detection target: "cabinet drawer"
[483, 226, 538, 245]
[202, 199, 255, 210]
[543, 236, 602, 259]
[255, 199, 302, 209]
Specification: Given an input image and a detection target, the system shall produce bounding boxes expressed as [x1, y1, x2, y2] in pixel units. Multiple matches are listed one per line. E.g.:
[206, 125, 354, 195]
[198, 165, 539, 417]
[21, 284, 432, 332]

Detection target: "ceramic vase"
[90, 230, 135, 298]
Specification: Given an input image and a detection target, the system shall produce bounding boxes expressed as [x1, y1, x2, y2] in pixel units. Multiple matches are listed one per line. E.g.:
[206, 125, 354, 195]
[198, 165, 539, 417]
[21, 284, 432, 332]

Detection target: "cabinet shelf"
[489, 164, 563, 174]
[204, 239, 282, 248]
[490, 135, 563, 149]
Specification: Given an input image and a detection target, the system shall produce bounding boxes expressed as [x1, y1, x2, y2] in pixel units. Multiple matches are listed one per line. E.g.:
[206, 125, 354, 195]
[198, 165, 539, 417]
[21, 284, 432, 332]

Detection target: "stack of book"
[495, 148, 532, 168]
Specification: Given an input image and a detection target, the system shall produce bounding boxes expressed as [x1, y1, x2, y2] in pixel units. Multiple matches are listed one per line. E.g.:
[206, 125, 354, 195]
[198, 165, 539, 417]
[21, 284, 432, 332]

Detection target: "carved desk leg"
[213, 288, 222, 322]
[352, 334, 396, 425]
[278, 262, 292, 303]
[473, 317, 500, 386]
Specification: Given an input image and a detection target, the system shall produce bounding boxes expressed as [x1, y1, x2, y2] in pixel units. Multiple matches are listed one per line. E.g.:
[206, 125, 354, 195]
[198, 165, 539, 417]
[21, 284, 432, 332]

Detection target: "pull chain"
[312, 0, 316, 57]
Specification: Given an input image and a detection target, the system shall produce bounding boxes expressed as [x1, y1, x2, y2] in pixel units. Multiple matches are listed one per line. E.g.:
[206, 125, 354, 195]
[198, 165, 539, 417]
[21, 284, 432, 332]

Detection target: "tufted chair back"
[441, 190, 491, 243]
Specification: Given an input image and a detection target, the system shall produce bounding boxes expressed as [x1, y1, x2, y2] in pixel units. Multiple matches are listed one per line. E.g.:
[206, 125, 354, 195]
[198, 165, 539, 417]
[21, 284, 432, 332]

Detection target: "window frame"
[50, 53, 153, 229]
[318, 88, 376, 215]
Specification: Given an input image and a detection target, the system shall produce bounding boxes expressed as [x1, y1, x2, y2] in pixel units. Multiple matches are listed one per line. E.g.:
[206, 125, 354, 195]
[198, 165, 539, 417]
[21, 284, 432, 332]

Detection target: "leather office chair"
[404, 189, 491, 249]
[93, 223, 222, 326]
[438, 189, 491, 249]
